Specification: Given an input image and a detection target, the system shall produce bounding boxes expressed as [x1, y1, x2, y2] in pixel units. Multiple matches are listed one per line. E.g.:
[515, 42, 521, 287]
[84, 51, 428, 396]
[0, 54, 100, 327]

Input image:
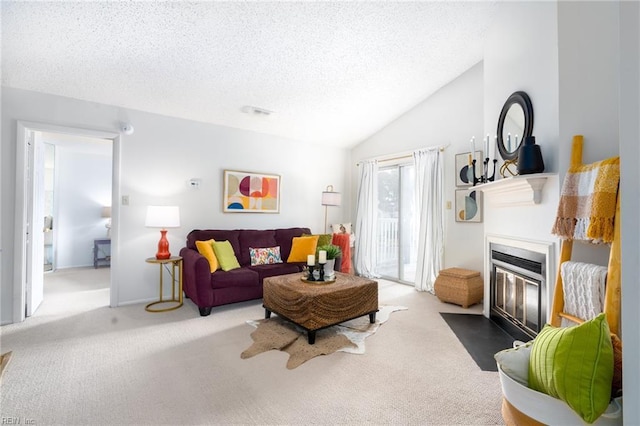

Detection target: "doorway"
[14, 121, 120, 323]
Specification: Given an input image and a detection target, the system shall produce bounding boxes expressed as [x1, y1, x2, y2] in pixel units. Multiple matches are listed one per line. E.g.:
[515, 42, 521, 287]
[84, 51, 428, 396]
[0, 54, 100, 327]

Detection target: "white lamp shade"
[145, 206, 180, 228]
[101, 206, 112, 218]
[321, 191, 341, 206]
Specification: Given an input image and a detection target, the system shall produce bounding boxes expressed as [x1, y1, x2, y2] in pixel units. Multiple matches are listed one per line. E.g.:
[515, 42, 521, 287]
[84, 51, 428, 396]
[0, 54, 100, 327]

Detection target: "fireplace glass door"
[490, 242, 546, 341]
[494, 267, 541, 337]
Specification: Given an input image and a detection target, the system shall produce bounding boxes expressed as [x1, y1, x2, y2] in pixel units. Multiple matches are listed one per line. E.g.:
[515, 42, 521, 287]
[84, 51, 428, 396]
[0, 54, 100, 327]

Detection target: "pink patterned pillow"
[249, 246, 282, 266]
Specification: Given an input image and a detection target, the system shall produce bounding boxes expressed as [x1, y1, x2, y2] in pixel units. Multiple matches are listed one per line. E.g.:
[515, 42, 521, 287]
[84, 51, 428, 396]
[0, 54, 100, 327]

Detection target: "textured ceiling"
[1, 1, 497, 148]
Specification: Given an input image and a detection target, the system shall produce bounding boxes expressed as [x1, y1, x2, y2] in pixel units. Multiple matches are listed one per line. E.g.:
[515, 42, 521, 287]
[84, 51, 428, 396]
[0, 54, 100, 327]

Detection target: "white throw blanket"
[560, 261, 608, 327]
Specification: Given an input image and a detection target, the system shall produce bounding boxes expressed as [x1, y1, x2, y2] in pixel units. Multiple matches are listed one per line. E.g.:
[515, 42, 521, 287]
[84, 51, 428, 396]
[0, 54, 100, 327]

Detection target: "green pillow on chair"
[528, 313, 613, 424]
[212, 240, 241, 271]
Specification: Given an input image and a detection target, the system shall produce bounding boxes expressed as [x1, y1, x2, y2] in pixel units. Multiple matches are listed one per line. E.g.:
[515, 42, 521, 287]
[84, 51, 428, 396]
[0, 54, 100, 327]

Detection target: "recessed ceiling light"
[241, 105, 274, 116]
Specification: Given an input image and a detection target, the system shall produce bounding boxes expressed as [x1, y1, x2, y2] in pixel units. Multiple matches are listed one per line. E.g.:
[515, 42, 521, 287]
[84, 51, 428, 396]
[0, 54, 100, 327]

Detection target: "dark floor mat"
[440, 313, 516, 372]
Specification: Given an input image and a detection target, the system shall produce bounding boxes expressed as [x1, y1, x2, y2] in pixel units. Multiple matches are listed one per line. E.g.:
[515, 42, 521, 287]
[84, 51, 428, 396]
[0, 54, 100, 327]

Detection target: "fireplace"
[489, 242, 547, 342]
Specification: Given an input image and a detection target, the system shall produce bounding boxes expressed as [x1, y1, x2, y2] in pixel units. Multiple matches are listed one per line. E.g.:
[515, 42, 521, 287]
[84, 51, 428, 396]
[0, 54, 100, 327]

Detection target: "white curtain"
[354, 160, 380, 278]
[413, 148, 444, 293]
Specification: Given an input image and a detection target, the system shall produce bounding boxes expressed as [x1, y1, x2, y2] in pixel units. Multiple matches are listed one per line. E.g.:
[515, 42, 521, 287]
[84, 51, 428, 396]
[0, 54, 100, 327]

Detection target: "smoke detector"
[241, 105, 274, 117]
[120, 122, 135, 135]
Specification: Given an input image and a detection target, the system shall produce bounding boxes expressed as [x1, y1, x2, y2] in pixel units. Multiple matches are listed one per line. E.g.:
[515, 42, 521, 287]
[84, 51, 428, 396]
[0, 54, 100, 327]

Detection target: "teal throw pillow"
[212, 240, 241, 271]
[528, 313, 613, 424]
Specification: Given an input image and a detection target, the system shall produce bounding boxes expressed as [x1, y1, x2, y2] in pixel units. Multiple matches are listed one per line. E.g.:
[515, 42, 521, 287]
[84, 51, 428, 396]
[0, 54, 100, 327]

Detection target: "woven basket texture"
[434, 268, 483, 308]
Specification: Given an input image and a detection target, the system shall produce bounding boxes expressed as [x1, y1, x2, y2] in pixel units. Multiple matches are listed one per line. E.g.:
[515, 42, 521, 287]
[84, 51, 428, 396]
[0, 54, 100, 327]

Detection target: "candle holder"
[306, 265, 316, 281]
[472, 158, 498, 186]
[318, 262, 326, 282]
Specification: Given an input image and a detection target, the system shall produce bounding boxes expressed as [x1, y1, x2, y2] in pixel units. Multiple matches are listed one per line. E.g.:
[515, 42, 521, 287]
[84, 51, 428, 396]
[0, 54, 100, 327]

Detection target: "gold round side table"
[145, 256, 183, 312]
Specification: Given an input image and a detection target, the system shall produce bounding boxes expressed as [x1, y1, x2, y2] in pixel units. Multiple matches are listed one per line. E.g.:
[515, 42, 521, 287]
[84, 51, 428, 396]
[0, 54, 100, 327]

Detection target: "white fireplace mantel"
[477, 173, 556, 207]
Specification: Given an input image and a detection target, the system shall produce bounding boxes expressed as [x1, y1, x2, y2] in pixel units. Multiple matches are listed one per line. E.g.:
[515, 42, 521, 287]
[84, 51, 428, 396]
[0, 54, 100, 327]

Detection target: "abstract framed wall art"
[223, 170, 280, 213]
[455, 188, 482, 222]
[455, 151, 484, 187]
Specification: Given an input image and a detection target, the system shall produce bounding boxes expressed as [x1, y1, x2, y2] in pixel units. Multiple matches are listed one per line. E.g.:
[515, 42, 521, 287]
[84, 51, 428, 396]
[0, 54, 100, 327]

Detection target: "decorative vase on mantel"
[517, 136, 545, 175]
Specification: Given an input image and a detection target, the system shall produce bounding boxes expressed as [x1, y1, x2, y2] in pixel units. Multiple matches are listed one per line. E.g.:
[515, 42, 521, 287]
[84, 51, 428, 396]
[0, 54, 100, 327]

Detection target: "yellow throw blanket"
[551, 156, 619, 243]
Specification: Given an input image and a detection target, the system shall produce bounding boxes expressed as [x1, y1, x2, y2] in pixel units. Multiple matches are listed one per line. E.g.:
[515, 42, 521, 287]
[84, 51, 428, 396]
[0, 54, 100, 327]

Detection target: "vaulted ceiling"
[1, 1, 497, 147]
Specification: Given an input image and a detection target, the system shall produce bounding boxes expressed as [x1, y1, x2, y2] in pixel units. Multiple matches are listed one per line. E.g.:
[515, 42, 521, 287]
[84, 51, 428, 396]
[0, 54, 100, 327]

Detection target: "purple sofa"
[179, 227, 311, 316]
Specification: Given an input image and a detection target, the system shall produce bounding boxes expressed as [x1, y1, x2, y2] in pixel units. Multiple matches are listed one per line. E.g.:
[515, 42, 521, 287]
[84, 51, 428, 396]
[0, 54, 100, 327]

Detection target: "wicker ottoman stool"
[434, 267, 483, 308]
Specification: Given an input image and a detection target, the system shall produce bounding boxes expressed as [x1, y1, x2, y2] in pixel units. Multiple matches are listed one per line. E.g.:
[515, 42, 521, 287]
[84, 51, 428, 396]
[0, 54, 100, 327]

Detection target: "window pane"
[400, 164, 416, 282]
[377, 167, 399, 278]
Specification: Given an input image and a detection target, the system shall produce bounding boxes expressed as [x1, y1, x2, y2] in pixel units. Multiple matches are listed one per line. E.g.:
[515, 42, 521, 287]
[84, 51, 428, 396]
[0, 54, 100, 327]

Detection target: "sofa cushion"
[274, 227, 311, 260]
[187, 229, 241, 256]
[302, 233, 332, 247]
[210, 268, 260, 289]
[195, 239, 219, 272]
[287, 235, 319, 263]
[251, 263, 302, 282]
[239, 230, 277, 266]
[212, 240, 241, 271]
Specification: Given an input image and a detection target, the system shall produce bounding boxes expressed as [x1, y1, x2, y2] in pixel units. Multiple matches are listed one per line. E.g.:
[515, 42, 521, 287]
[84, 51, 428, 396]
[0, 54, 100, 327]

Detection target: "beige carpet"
[1, 268, 504, 425]
[241, 306, 407, 369]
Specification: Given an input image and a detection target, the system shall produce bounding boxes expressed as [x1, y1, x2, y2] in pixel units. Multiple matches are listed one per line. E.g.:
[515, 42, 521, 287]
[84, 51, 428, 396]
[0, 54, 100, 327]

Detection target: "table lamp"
[145, 206, 180, 259]
[101, 206, 112, 237]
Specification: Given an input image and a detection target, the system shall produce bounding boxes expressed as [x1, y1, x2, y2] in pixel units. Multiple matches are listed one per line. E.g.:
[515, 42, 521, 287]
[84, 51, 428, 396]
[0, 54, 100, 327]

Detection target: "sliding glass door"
[377, 163, 417, 284]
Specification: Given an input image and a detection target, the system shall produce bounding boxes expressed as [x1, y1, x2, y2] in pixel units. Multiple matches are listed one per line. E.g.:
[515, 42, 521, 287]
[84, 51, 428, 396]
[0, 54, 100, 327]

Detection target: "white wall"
[1, 87, 349, 323]
[484, 2, 560, 176]
[55, 147, 112, 268]
[558, 1, 620, 168]
[482, 1, 561, 317]
[619, 1, 640, 422]
[482, 0, 622, 306]
[557, 1, 621, 266]
[350, 62, 486, 274]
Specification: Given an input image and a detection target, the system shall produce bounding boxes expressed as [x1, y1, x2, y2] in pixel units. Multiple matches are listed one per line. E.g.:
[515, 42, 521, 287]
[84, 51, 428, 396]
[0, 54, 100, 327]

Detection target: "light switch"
[122, 195, 130, 206]
[188, 178, 202, 189]
[446, 200, 452, 210]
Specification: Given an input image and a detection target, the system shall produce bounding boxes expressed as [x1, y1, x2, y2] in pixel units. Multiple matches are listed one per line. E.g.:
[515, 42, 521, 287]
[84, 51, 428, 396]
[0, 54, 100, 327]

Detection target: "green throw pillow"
[528, 313, 613, 424]
[212, 240, 241, 271]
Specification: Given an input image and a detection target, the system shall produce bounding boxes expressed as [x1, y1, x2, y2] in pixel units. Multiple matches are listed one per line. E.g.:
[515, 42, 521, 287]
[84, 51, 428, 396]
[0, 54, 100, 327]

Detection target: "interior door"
[26, 132, 45, 316]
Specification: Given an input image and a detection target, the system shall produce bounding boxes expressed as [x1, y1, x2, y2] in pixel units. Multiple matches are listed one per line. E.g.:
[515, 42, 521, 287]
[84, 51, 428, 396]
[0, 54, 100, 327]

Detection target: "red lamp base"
[156, 229, 171, 259]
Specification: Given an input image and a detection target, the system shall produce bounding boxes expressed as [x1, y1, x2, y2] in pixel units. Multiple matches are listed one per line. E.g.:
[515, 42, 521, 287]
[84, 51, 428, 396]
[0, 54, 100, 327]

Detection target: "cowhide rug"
[241, 305, 407, 369]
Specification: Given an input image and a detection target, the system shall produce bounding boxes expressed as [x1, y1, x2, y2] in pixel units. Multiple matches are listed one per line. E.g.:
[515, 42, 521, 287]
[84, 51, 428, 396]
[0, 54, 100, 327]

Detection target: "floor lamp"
[321, 185, 341, 233]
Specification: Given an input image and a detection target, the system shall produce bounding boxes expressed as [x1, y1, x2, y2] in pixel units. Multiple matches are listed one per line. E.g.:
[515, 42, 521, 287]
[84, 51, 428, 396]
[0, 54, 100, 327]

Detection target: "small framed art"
[455, 188, 482, 222]
[223, 170, 280, 213]
[455, 151, 484, 187]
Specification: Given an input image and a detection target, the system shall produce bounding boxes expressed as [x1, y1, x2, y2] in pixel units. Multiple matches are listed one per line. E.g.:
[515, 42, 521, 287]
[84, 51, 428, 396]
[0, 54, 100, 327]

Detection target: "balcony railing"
[376, 217, 418, 281]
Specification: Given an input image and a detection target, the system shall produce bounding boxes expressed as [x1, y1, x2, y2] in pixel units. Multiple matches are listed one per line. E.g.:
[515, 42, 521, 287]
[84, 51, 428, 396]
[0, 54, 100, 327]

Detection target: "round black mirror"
[496, 91, 534, 161]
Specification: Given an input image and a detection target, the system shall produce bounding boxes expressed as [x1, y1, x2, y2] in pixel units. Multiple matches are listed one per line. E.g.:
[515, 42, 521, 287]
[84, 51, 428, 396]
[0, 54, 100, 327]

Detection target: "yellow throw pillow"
[287, 235, 319, 263]
[195, 239, 219, 272]
[302, 233, 332, 247]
